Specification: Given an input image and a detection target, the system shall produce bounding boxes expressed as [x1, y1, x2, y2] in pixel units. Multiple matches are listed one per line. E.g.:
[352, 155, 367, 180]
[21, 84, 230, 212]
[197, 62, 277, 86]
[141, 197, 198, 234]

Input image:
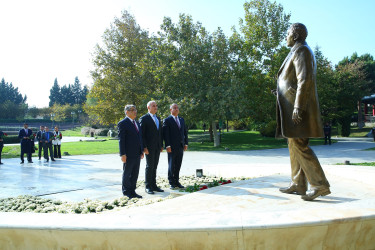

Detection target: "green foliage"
[86, 11, 153, 125]
[260, 120, 277, 137]
[49, 77, 87, 107]
[236, 0, 291, 123]
[0, 78, 28, 119]
[2, 135, 19, 144]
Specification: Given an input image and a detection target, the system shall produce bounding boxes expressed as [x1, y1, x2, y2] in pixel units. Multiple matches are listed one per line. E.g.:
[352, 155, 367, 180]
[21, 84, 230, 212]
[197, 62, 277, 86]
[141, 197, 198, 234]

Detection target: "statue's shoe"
[301, 188, 331, 201]
[279, 185, 306, 195]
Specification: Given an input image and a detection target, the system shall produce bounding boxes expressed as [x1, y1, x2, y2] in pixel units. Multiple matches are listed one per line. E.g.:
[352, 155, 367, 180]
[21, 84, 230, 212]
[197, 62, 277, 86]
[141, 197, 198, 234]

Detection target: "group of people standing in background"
[118, 101, 188, 199]
[18, 123, 63, 164]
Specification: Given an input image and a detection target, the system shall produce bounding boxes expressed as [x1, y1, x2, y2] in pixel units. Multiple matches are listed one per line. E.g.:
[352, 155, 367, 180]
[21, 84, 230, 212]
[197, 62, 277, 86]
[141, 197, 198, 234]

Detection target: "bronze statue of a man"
[275, 23, 330, 201]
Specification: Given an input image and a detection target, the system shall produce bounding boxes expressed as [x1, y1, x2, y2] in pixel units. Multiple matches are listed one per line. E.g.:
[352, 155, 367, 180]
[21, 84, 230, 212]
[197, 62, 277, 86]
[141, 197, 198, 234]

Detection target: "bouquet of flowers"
[54, 133, 62, 140]
[29, 133, 36, 140]
[0, 133, 7, 140]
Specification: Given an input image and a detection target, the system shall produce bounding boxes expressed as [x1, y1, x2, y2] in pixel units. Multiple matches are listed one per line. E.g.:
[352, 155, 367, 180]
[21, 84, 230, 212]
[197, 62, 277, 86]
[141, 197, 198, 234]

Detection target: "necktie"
[133, 120, 139, 133]
[175, 116, 180, 129]
[154, 115, 159, 129]
[47, 133, 49, 141]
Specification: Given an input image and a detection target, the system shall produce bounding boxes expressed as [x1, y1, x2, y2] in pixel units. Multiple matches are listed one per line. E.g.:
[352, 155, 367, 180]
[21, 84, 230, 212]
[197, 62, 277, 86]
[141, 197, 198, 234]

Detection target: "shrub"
[260, 120, 277, 137]
[80, 127, 91, 136]
[94, 128, 109, 136]
[3, 135, 20, 144]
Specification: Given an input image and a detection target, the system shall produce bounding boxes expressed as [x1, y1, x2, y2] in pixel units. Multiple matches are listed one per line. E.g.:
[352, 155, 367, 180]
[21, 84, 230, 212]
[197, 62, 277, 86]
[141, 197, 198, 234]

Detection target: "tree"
[315, 47, 336, 123]
[85, 10, 153, 124]
[236, 0, 291, 124]
[157, 15, 244, 146]
[49, 78, 62, 107]
[0, 78, 28, 119]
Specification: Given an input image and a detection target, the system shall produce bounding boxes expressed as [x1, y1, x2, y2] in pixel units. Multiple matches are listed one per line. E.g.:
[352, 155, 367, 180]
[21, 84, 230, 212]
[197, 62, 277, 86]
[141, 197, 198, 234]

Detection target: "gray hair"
[147, 100, 156, 108]
[170, 103, 178, 109]
[289, 23, 308, 42]
[124, 104, 136, 114]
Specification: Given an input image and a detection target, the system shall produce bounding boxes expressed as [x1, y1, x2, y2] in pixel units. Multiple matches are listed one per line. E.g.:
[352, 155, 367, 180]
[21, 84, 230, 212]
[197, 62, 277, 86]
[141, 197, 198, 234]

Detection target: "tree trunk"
[209, 124, 213, 142]
[212, 121, 220, 147]
[358, 100, 364, 128]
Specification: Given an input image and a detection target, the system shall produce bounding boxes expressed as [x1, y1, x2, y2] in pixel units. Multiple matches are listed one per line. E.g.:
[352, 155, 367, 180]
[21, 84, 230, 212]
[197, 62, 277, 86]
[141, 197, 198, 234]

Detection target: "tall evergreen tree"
[49, 78, 61, 107]
[0, 78, 27, 119]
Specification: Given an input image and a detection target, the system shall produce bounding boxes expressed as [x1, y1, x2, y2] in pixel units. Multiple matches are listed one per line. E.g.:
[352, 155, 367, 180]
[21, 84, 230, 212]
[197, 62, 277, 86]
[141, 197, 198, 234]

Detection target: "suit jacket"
[18, 128, 33, 151]
[163, 115, 188, 149]
[36, 130, 44, 142]
[118, 117, 143, 158]
[42, 131, 54, 145]
[276, 41, 324, 138]
[139, 113, 163, 150]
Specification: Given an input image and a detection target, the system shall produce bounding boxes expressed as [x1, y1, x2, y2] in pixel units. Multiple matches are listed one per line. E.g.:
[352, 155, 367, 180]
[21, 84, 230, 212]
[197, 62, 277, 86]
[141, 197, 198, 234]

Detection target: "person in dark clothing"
[0, 130, 5, 164]
[18, 123, 33, 164]
[323, 123, 332, 145]
[36, 125, 45, 160]
[42, 127, 55, 162]
[372, 127, 375, 142]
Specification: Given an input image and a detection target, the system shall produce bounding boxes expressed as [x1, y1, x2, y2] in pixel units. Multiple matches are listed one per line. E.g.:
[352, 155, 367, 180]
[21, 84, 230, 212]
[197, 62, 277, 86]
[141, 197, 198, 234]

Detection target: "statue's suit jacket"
[276, 42, 324, 138]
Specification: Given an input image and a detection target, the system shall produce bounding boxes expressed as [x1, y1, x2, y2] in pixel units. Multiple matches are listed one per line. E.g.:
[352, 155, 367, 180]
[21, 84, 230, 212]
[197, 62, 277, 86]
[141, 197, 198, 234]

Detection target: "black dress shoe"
[279, 185, 306, 195]
[132, 192, 142, 199]
[28, 161, 33, 163]
[176, 183, 185, 189]
[51, 159, 56, 161]
[20, 161, 24, 164]
[145, 188, 154, 194]
[153, 187, 164, 192]
[302, 188, 331, 201]
[0, 162, 3, 165]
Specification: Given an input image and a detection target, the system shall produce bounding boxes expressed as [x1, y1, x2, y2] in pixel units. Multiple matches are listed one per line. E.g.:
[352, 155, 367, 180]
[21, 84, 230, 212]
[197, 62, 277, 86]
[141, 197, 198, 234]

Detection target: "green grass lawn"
[1, 130, 331, 158]
[337, 162, 375, 166]
[61, 127, 87, 137]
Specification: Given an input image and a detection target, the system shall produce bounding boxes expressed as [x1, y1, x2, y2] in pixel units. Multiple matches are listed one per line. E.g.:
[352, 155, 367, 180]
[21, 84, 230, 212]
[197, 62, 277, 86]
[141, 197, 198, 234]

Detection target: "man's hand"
[144, 148, 149, 155]
[184, 145, 188, 151]
[166, 147, 172, 153]
[292, 108, 302, 124]
[140, 153, 144, 159]
[121, 155, 127, 163]
[271, 89, 277, 96]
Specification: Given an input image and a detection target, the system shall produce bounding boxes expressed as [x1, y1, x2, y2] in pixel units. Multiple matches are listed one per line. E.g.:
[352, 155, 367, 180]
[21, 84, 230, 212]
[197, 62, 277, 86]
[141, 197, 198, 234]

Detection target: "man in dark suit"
[163, 103, 188, 189]
[139, 101, 164, 194]
[118, 104, 144, 199]
[18, 123, 33, 164]
[36, 125, 45, 160]
[0, 130, 4, 164]
[42, 126, 55, 162]
[275, 23, 330, 201]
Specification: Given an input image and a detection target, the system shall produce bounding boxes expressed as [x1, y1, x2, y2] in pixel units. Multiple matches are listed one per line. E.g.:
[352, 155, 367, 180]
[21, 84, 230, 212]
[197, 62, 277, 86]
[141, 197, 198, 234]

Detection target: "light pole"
[51, 113, 55, 128]
[71, 111, 75, 127]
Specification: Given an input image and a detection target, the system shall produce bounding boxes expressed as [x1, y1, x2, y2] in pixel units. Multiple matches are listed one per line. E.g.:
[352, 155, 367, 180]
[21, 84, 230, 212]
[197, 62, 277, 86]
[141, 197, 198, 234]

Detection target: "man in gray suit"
[275, 23, 330, 201]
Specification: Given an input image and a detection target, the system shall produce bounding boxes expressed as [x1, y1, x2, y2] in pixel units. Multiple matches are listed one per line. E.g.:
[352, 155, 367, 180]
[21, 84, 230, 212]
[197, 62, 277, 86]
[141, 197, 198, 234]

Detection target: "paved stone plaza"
[1, 138, 375, 249]
[0, 138, 374, 202]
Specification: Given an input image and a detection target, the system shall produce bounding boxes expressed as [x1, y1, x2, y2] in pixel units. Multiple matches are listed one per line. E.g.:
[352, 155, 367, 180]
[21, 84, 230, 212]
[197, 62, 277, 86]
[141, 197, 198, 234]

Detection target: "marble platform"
[1, 163, 375, 249]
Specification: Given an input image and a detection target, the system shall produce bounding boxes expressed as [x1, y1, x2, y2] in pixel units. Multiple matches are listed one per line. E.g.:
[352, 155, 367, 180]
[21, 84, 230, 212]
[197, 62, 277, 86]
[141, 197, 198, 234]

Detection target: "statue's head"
[286, 23, 308, 47]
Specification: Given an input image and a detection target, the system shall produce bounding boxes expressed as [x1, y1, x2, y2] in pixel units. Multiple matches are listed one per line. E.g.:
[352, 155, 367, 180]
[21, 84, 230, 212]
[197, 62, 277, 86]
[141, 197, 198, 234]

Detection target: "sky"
[0, 0, 374, 108]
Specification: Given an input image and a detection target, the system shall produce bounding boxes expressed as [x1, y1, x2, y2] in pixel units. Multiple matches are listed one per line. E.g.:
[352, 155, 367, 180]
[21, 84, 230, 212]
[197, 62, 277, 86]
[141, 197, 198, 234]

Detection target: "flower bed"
[0, 176, 250, 214]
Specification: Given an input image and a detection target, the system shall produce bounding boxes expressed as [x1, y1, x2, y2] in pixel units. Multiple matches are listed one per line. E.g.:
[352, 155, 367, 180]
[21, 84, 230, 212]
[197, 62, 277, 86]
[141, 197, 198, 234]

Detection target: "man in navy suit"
[139, 101, 164, 194]
[42, 126, 55, 162]
[118, 104, 144, 199]
[18, 123, 33, 164]
[36, 125, 45, 160]
[163, 103, 188, 189]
